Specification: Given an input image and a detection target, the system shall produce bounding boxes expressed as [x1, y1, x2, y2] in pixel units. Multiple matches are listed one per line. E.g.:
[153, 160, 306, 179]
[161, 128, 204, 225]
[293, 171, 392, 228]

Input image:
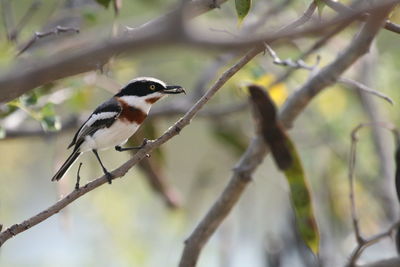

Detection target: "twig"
[322, 0, 400, 34]
[277, 1, 317, 32]
[338, 77, 394, 105]
[9, 1, 41, 42]
[17, 26, 80, 56]
[178, 5, 394, 267]
[0, 0, 14, 41]
[349, 125, 365, 245]
[264, 43, 316, 70]
[0, 46, 263, 247]
[346, 122, 399, 266]
[265, 45, 393, 105]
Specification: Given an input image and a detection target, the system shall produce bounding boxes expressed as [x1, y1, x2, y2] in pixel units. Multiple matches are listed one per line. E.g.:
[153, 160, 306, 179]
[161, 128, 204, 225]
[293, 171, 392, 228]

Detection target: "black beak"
[162, 85, 186, 95]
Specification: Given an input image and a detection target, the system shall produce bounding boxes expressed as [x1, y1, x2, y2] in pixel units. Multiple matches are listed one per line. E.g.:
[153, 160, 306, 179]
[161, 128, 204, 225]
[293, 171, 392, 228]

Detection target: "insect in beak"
[162, 85, 186, 95]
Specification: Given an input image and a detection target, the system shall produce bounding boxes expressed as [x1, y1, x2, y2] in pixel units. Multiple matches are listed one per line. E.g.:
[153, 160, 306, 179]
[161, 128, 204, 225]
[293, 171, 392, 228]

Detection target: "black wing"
[68, 97, 122, 150]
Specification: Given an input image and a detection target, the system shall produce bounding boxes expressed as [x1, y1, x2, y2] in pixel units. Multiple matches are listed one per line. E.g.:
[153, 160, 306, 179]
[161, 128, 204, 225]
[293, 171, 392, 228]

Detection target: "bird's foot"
[105, 171, 113, 184]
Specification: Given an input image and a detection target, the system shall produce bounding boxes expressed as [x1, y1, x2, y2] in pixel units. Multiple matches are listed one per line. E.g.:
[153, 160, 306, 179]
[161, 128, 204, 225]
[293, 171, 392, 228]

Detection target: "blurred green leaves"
[40, 103, 61, 131]
[8, 93, 61, 132]
[235, 0, 252, 26]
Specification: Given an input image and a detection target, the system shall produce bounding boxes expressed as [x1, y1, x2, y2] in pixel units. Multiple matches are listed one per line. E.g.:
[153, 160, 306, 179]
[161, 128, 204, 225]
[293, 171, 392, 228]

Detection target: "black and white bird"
[51, 77, 185, 184]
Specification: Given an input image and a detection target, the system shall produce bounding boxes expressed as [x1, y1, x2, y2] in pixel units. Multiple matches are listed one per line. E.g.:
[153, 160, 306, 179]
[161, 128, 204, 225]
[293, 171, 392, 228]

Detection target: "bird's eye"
[149, 85, 156, 90]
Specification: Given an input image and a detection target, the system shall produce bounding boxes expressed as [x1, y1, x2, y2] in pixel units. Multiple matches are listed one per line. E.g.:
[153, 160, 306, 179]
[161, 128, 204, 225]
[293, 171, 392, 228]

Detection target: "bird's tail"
[51, 151, 81, 181]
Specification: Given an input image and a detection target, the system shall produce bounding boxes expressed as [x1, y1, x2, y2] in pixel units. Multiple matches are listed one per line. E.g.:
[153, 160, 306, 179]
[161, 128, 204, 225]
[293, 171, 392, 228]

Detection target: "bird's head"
[115, 77, 185, 103]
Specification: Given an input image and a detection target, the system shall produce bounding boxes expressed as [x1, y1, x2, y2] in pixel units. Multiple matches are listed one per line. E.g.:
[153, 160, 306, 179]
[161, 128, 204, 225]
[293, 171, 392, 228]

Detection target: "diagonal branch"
[0, 46, 263, 247]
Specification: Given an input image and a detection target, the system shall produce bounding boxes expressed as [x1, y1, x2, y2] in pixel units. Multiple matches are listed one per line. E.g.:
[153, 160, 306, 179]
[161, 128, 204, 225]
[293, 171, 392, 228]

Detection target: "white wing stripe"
[86, 112, 118, 127]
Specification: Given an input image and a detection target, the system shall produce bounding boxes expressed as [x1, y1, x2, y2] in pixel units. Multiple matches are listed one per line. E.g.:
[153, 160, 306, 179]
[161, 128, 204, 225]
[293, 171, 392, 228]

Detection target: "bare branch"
[17, 26, 80, 56]
[9, 1, 42, 41]
[0, 0, 14, 41]
[338, 77, 394, 105]
[322, 0, 400, 34]
[265, 44, 393, 105]
[277, 1, 317, 32]
[0, 46, 263, 247]
[346, 122, 399, 266]
[264, 43, 317, 70]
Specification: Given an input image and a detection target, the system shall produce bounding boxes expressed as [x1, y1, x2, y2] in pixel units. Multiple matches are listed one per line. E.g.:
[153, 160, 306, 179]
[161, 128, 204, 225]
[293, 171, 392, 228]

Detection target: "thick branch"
[0, 46, 263, 247]
[0, 0, 397, 104]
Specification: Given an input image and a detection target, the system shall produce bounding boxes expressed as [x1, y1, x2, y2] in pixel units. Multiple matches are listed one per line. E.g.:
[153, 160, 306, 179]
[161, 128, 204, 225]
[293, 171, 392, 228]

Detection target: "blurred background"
[0, 0, 400, 266]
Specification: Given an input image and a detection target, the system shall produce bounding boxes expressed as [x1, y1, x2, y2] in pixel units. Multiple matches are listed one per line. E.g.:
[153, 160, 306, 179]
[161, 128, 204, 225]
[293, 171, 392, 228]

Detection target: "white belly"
[79, 120, 139, 152]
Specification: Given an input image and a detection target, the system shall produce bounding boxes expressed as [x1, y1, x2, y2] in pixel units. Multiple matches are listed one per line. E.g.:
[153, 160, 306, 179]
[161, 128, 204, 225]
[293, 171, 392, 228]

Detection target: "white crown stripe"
[126, 77, 166, 87]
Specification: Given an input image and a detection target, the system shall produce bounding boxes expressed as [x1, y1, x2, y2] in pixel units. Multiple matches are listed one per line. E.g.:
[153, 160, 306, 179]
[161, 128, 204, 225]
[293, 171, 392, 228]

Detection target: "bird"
[51, 77, 185, 185]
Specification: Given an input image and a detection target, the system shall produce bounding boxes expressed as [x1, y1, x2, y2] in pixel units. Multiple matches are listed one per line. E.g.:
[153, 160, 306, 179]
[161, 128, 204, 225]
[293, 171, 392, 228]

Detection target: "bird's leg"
[115, 138, 148, 152]
[92, 149, 113, 184]
[75, 162, 83, 190]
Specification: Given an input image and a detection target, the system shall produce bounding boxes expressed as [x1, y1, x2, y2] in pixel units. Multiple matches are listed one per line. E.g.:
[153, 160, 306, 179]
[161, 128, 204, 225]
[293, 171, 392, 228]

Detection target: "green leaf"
[314, 0, 325, 18]
[40, 103, 60, 131]
[284, 138, 320, 254]
[20, 92, 38, 106]
[95, 0, 112, 8]
[235, 0, 251, 26]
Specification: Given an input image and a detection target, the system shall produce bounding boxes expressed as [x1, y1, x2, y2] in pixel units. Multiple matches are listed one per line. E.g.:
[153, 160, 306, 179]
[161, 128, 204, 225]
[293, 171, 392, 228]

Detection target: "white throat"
[119, 93, 163, 113]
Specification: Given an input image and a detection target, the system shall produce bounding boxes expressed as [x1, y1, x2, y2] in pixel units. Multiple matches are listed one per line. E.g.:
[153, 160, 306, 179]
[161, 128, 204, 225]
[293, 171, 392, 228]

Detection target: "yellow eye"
[149, 85, 156, 90]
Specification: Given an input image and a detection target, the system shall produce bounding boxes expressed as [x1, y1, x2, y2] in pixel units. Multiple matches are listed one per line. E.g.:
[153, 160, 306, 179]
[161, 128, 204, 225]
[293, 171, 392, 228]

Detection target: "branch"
[17, 26, 80, 56]
[322, 0, 400, 34]
[0, 0, 397, 104]
[265, 45, 394, 105]
[347, 123, 400, 266]
[0, 46, 263, 247]
[178, 5, 394, 267]
[178, 136, 268, 267]
[277, 1, 317, 32]
[8, 0, 41, 42]
[338, 77, 393, 105]
[0, 0, 231, 103]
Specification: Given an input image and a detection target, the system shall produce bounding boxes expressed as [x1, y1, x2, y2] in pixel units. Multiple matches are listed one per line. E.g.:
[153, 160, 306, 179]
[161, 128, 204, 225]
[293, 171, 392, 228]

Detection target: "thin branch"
[9, 1, 42, 42]
[0, 0, 14, 41]
[265, 45, 394, 105]
[0, 0, 397, 104]
[178, 5, 394, 267]
[0, 46, 263, 247]
[277, 1, 317, 32]
[322, 0, 400, 34]
[17, 26, 80, 56]
[338, 77, 394, 105]
[264, 43, 317, 70]
[349, 124, 365, 245]
[346, 122, 399, 266]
